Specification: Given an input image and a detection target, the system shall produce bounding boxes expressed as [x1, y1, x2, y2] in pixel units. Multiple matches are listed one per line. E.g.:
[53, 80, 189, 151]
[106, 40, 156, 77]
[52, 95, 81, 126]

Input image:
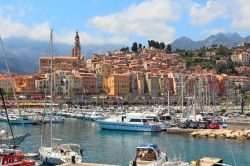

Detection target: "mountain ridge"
[171, 32, 250, 50]
[0, 37, 123, 74]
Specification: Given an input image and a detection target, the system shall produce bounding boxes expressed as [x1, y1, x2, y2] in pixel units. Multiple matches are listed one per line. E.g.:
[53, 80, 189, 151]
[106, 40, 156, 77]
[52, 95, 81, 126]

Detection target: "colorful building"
[107, 74, 130, 97]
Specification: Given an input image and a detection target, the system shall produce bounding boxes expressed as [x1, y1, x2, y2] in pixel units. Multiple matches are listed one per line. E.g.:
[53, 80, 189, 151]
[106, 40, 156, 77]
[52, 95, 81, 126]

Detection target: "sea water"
[2, 118, 250, 166]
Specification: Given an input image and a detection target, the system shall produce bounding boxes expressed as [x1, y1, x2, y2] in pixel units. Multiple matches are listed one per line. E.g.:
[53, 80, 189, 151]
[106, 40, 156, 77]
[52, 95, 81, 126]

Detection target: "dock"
[167, 127, 197, 134]
[59, 163, 118, 166]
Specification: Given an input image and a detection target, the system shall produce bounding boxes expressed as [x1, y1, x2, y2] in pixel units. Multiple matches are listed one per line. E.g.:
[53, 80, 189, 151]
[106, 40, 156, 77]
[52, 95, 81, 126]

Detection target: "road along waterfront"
[1, 118, 250, 166]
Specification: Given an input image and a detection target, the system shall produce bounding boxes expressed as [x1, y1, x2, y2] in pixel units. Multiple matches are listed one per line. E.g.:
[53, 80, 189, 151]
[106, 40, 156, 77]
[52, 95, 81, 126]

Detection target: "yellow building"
[107, 74, 130, 97]
[96, 63, 114, 94]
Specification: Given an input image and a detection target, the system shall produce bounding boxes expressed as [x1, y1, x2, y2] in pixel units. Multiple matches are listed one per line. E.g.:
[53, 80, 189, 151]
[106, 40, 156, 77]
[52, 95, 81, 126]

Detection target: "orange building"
[14, 75, 35, 93]
[39, 31, 84, 74]
[74, 70, 96, 95]
[107, 74, 130, 97]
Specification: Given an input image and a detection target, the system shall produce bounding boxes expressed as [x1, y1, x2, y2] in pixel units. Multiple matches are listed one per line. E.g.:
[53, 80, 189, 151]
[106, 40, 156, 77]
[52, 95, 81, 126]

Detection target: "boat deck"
[192, 157, 223, 166]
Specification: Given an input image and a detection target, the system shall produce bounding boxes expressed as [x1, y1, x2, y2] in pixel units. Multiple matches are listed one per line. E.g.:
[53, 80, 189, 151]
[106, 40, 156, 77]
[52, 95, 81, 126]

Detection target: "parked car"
[208, 122, 220, 129]
[189, 121, 199, 129]
[198, 121, 208, 129]
[179, 120, 191, 128]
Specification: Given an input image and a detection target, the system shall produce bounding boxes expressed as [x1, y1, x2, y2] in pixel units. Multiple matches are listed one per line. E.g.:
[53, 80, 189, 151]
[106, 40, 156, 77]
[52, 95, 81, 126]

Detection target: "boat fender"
[72, 155, 76, 164]
[80, 149, 83, 156]
[132, 160, 137, 166]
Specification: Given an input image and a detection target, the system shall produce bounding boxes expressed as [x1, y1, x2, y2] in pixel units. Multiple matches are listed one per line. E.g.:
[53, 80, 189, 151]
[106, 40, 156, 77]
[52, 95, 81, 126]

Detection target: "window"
[8, 158, 12, 163]
[130, 119, 141, 122]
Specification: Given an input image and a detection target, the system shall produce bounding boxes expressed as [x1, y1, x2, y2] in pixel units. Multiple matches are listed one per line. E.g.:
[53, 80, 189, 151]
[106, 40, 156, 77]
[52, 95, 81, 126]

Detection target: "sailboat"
[0, 37, 30, 146]
[39, 29, 82, 165]
[0, 87, 36, 166]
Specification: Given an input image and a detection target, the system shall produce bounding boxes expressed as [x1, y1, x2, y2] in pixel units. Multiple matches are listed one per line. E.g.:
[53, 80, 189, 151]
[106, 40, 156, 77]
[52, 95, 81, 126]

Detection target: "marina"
[0, 116, 249, 166]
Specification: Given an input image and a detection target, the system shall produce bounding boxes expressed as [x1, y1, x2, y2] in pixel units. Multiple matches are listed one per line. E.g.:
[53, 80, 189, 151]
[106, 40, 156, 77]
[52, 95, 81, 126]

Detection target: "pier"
[166, 127, 197, 134]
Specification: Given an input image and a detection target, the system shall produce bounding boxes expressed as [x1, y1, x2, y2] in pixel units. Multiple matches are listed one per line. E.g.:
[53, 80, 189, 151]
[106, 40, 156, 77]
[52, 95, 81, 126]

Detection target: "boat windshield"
[68, 144, 81, 152]
[129, 119, 142, 122]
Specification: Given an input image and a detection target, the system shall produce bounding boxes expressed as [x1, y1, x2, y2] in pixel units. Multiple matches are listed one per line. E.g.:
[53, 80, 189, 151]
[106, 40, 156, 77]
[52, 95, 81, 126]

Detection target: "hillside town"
[0, 32, 250, 106]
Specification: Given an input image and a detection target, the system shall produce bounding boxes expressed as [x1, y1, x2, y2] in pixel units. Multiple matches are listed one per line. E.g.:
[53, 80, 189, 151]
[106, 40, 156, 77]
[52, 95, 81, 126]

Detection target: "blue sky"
[0, 0, 249, 46]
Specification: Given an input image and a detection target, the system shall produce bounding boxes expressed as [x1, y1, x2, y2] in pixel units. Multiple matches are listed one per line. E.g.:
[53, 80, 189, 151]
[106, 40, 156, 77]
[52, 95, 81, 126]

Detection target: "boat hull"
[98, 121, 161, 132]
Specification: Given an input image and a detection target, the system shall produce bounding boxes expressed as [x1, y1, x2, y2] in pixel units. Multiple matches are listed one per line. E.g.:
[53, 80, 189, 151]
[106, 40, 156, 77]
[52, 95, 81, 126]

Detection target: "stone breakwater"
[190, 129, 250, 140]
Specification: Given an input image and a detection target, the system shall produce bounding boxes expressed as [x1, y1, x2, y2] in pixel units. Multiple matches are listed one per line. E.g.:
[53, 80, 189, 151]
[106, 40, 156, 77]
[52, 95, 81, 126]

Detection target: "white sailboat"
[39, 29, 82, 165]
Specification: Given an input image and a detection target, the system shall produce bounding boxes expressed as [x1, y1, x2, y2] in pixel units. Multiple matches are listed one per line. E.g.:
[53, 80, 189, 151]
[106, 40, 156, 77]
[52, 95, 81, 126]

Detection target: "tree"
[166, 44, 172, 53]
[6, 88, 13, 99]
[216, 45, 230, 56]
[120, 47, 129, 52]
[160, 42, 165, 50]
[138, 43, 142, 51]
[131, 42, 138, 52]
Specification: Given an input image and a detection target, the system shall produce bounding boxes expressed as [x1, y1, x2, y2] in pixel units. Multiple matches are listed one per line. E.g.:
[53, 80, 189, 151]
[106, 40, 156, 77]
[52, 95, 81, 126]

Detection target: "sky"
[0, 0, 250, 46]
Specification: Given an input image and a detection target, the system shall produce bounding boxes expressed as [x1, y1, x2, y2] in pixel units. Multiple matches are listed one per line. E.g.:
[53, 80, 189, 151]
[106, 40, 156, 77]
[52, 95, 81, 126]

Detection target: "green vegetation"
[180, 45, 242, 75]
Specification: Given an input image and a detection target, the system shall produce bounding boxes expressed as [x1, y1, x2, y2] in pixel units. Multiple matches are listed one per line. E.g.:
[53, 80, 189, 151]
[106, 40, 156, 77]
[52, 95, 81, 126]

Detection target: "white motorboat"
[89, 112, 103, 121]
[97, 113, 161, 132]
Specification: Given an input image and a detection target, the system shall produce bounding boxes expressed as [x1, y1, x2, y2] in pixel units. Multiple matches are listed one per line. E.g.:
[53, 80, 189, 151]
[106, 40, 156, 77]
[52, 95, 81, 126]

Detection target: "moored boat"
[39, 143, 82, 165]
[0, 146, 36, 166]
[129, 143, 167, 166]
[97, 114, 161, 132]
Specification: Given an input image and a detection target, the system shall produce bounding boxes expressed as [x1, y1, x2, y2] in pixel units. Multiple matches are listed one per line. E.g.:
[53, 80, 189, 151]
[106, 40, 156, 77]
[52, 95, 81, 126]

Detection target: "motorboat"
[89, 112, 103, 121]
[129, 143, 167, 166]
[97, 113, 161, 132]
[0, 145, 36, 166]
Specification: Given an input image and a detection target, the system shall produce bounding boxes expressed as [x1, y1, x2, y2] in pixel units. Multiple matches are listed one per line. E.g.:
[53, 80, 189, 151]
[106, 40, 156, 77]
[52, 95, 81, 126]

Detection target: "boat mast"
[0, 37, 24, 129]
[0, 88, 16, 146]
[49, 29, 54, 147]
[167, 89, 170, 115]
[181, 76, 184, 119]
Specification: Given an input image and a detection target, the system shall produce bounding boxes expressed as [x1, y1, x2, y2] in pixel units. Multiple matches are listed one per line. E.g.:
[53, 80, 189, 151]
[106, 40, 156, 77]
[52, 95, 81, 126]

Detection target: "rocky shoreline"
[190, 129, 250, 139]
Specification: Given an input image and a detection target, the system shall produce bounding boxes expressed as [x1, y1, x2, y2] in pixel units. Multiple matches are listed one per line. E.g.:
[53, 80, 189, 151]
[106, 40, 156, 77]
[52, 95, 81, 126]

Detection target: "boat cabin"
[0, 148, 35, 166]
[135, 144, 159, 161]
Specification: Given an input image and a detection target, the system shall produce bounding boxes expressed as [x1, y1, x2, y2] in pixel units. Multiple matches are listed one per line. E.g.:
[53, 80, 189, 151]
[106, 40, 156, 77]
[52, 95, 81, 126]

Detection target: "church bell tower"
[72, 31, 82, 60]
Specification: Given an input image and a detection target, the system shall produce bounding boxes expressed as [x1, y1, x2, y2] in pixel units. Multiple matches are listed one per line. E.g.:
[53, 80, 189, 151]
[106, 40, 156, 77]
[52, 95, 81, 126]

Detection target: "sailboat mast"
[0, 37, 24, 128]
[49, 29, 54, 147]
[167, 89, 170, 115]
[0, 88, 15, 145]
[181, 76, 184, 119]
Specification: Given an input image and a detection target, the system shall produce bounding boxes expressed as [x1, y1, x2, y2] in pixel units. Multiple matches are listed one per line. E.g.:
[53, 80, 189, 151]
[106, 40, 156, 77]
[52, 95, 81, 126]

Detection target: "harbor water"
[1, 118, 250, 166]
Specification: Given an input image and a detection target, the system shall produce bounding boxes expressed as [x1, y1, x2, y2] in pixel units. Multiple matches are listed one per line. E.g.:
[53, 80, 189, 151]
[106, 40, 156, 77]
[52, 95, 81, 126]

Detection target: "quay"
[166, 127, 197, 134]
[59, 163, 118, 166]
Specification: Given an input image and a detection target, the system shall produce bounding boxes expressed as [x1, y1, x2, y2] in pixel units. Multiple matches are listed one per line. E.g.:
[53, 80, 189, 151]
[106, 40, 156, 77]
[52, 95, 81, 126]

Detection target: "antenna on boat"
[0, 88, 16, 146]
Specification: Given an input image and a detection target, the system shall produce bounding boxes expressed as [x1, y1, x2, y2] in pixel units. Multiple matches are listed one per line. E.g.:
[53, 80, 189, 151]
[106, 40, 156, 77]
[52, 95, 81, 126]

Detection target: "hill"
[171, 32, 250, 50]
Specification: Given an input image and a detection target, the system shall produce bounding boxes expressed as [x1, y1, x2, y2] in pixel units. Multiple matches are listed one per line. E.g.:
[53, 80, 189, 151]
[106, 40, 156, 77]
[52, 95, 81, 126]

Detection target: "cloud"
[188, 0, 250, 30]
[230, 0, 250, 29]
[202, 28, 225, 36]
[0, 5, 125, 45]
[188, 0, 228, 24]
[56, 31, 126, 45]
[88, 0, 181, 43]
